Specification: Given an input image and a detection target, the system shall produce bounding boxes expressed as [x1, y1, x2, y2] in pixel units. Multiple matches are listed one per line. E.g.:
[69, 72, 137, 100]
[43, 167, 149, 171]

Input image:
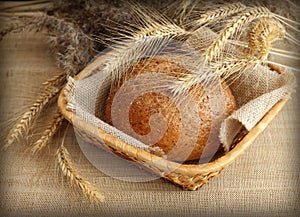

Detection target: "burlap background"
[0, 29, 299, 217]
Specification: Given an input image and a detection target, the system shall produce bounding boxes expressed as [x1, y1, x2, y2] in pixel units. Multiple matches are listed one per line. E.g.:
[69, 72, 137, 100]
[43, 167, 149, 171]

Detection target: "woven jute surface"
[0, 30, 299, 217]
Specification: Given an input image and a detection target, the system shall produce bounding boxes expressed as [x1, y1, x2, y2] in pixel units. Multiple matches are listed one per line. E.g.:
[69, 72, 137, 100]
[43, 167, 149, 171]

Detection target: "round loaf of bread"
[105, 58, 236, 162]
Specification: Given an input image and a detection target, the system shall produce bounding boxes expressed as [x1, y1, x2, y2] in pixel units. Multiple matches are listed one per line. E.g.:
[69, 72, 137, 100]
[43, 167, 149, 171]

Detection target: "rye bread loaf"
[105, 58, 236, 161]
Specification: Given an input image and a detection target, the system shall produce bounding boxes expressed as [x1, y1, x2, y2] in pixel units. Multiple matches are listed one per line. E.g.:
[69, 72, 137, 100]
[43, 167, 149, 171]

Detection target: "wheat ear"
[204, 6, 273, 62]
[31, 112, 64, 154]
[0, 23, 17, 42]
[40, 14, 95, 77]
[42, 72, 66, 88]
[211, 57, 259, 81]
[248, 19, 261, 56]
[0, 17, 28, 41]
[195, 2, 246, 26]
[96, 21, 186, 85]
[56, 144, 104, 202]
[248, 18, 285, 60]
[256, 19, 286, 60]
[4, 86, 59, 149]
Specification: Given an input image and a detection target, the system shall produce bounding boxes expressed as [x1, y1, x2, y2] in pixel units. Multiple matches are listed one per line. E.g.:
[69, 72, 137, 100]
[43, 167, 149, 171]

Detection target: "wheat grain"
[134, 23, 187, 39]
[195, 2, 246, 26]
[0, 23, 16, 41]
[259, 20, 285, 60]
[248, 20, 260, 56]
[31, 112, 64, 154]
[56, 144, 104, 202]
[211, 57, 259, 81]
[248, 18, 285, 60]
[42, 72, 66, 88]
[0, 18, 28, 41]
[4, 86, 59, 149]
[205, 6, 273, 62]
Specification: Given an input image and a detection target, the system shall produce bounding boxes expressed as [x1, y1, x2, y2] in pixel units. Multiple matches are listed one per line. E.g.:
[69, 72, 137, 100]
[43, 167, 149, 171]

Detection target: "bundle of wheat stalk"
[1, 0, 299, 202]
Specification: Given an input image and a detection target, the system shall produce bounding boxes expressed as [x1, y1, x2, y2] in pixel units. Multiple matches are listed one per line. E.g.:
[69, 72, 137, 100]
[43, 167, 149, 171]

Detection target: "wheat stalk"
[204, 6, 273, 62]
[0, 0, 52, 12]
[4, 86, 59, 149]
[177, 0, 193, 24]
[56, 144, 104, 202]
[165, 0, 195, 25]
[31, 111, 64, 154]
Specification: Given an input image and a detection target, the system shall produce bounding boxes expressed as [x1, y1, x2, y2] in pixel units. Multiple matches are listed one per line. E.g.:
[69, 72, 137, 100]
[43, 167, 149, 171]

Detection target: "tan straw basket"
[58, 56, 290, 191]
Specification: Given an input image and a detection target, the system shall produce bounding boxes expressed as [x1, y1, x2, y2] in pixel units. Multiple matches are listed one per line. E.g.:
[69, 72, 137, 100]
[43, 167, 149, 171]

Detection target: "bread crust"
[105, 58, 236, 161]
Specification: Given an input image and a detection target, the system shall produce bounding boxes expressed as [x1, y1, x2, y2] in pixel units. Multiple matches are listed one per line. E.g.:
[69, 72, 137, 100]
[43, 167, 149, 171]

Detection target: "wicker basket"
[58, 56, 290, 191]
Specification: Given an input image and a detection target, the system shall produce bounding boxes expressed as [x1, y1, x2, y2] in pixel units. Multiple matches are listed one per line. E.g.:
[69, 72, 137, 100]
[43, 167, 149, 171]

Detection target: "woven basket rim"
[57, 53, 290, 177]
